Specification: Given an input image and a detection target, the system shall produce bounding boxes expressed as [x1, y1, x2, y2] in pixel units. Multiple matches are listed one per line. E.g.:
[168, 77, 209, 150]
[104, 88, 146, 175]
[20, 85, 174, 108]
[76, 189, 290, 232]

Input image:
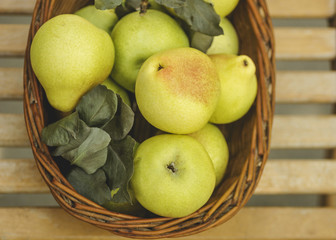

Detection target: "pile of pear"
[30, 0, 257, 218]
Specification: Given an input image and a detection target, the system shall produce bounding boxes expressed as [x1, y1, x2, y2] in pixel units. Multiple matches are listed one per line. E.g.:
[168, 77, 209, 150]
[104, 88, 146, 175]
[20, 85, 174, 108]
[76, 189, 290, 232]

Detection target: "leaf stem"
[140, 0, 149, 15]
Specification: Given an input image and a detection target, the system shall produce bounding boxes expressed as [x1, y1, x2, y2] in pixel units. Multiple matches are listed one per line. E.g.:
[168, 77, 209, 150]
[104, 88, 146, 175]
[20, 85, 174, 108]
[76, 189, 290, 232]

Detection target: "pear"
[206, 17, 239, 55]
[74, 5, 118, 33]
[204, 0, 240, 18]
[111, 9, 189, 92]
[30, 14, 115, 112]
[135, 47, 220, 134]
[209, 54, 257, 124]
[189, 123, 229, 186]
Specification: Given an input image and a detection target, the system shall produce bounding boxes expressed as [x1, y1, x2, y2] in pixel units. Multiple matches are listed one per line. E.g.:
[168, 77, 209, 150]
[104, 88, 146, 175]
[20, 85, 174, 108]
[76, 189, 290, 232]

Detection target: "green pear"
[135, 47, 220, 134]
[30, 14, 115, 112]
[111, 9, 189, 92]
[189, 123, 229, 186]
[131, 134, 216, 218]
[209, 54, 257, 124]
[101, 77, 131, 106]
[205, 0, 240, 18]
[206, 17, 239, 55]
[74, 5, 118, 33]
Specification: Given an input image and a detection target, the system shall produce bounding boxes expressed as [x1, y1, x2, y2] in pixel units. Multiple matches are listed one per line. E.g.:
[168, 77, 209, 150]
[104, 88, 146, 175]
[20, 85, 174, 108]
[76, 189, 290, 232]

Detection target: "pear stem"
[140, 0, 149, 15]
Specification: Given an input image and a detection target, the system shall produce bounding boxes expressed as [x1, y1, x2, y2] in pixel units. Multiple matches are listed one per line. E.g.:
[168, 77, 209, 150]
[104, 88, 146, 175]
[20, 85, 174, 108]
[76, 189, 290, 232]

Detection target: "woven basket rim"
[23, 0, 276, 238]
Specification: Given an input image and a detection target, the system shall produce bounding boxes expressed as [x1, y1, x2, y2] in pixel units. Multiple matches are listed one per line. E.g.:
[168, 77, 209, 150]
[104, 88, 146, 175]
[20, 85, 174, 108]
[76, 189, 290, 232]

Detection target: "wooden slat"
[276, 71, 336, 103]
[0, 68, 23, 100]
[1, 25, 336, 60]
[0, 207, 335, 239]
[0, 159, 47, 193]
[267, 0, 336, 18]
[1, 159, 335, 194]
[0, 0, 35, 14]
[0, 114, 29, 147]
[275, 27, 336, 60]
[1, 0, 335, 18]
[256, 160, 336, 194]
[271, 115, 336, 149]
[1, 114, 336, 148]
[2, 70, 336, 103]
[0, 24, 29, 57]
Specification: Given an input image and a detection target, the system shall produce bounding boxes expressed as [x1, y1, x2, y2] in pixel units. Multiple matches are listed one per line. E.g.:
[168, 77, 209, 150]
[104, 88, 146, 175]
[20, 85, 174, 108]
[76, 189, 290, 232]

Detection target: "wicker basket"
[23, 0, 276, 238]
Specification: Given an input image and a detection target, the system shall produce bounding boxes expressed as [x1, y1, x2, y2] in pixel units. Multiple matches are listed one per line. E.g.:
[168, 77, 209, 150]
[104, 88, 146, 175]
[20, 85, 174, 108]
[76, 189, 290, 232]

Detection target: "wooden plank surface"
[267, 0, 336, 18]
[0, 0, 35, 14]
[1, 159, 335, 194]
[0, 159, 47, 193]
[1, 25, 335, 60]
[0, 207, 335, 239]
[1, 114, 336, 148]
[274, 27, 336, 60]
[0, 114, 29, 147]
[271, 115, 336, 149]
[256, 160, 336, 194]
[1, 0, 335, 18]
[0, 68, 23, 100]
[275, 71, 336, 103]
[0, 24, 29, 57]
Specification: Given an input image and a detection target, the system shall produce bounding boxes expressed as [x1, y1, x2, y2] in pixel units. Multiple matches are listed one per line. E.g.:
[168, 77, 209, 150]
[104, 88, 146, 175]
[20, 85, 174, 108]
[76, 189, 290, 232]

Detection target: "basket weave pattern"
[23, 0, 276, 238]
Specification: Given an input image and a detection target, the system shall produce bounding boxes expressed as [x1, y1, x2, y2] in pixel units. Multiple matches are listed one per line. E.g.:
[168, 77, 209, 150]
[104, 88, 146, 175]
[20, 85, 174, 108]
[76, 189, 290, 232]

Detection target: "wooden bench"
[1, 0, 336, 239]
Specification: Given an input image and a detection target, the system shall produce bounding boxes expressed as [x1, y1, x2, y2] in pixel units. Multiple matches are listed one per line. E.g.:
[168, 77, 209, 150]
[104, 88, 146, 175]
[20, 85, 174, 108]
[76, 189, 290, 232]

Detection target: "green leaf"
[66, 167, 111, 205]
[125, 0, 142, 10]
[190, 31, 214, 53]
[61, 127, 111, 174]
[103, 95, 135, 141]
[41, 112, 111, 174]
[76, 85, 118, 128]
[42, 112, 90, 153]
[155, 0, 186, 8]
[115, 1, 135, 18]
[95, 0, 123, 10]
[103, 136, 137, 203]
[174, 0, 223, 36]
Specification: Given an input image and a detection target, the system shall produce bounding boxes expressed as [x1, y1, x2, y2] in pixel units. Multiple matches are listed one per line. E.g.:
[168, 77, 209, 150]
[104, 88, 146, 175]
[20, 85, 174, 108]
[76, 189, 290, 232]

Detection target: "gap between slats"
[0, 207, 335, 239]
[1, 159, 335, 194]
[0, 25, 335, 60]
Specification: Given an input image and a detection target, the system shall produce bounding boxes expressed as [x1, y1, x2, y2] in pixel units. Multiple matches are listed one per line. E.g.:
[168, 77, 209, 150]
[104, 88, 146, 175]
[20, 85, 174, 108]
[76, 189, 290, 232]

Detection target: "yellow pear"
[30, 14, 115, 112]
[205, 0, 240, 18]
[135, 47, 220, 134]
[206, 17, 239, 55]
[209, 54, 257, 124]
